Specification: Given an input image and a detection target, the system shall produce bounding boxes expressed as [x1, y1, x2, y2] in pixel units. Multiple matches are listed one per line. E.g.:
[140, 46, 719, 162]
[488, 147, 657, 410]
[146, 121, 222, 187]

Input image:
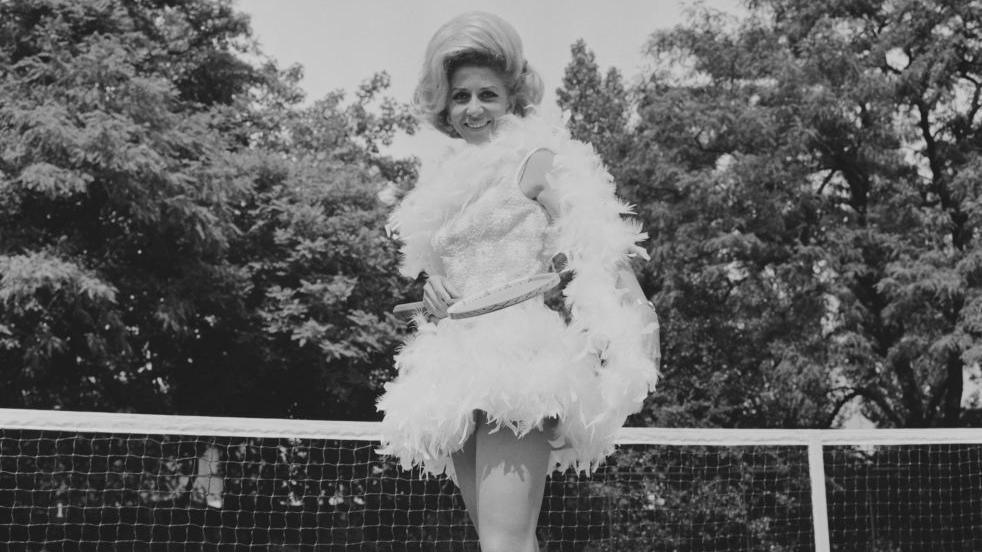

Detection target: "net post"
[808, 442, 831, 552]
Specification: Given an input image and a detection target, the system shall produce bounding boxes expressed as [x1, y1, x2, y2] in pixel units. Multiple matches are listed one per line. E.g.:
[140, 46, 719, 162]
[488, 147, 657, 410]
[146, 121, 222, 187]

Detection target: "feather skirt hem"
[376, 301, 655, 480]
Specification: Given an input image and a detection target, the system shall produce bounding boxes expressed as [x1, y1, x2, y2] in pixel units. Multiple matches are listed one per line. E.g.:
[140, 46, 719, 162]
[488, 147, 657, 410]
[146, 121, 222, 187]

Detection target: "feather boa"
[383, 112, 658, 476]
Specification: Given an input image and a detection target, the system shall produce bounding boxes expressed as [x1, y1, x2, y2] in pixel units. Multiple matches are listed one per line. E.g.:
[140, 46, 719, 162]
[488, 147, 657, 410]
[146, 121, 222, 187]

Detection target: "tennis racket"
[392, 272, 560, 320]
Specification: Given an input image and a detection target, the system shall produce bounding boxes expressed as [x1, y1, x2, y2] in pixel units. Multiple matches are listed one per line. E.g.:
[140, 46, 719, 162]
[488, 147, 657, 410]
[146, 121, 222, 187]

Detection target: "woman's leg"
[450, 413, 480, 532]
[474, 420, 552, 552]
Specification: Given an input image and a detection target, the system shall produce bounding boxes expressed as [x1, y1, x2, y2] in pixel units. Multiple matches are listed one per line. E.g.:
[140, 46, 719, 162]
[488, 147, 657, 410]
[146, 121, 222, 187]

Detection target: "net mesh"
[826, 444, 982, 551]
[1, 413, 982, 551]
[0, 429, 816, 551]
[593, 445, 813, 551]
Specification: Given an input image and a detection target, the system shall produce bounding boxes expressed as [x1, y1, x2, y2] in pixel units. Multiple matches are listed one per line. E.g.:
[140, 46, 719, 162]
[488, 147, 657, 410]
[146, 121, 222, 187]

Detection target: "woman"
[377, 12, 659, 552]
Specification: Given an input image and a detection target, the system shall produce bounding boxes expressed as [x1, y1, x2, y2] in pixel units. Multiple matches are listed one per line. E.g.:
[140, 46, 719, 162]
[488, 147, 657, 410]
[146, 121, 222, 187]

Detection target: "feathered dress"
[377, 113, 659, 480]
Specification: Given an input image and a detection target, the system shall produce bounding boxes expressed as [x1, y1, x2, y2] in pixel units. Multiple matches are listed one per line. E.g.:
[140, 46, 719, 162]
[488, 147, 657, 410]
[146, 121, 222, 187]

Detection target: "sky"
[233, 0, 746, 107]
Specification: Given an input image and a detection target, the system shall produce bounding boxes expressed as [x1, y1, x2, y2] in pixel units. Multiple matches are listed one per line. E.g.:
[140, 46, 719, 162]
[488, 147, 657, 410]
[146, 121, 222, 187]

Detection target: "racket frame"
[392, 272, 560, 320]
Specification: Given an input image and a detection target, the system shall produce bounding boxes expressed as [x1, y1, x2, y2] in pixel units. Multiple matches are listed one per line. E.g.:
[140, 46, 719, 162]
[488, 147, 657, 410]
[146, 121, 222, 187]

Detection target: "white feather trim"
[379, 113, 658, 479]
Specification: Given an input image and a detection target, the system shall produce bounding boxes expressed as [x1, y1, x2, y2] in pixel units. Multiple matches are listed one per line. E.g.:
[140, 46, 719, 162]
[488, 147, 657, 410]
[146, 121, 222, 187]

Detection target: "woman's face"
[447, 65, 513, 144]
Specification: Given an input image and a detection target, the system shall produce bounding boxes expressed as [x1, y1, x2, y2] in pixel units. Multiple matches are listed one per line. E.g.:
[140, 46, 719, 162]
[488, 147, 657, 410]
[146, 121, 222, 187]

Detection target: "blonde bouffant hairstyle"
[414, 12, 544, 136]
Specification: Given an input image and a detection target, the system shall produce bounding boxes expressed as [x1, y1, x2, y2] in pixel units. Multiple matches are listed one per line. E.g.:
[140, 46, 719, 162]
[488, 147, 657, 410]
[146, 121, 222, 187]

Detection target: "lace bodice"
[431, 177, 551, 297]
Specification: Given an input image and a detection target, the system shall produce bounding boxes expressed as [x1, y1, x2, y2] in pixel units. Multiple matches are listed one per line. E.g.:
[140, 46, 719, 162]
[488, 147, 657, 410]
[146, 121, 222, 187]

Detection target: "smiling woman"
[375, 11, 659, 552]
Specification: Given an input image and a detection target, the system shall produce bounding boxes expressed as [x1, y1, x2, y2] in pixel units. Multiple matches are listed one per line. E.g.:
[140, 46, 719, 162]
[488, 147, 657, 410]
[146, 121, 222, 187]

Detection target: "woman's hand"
[423, 274, 461, 319]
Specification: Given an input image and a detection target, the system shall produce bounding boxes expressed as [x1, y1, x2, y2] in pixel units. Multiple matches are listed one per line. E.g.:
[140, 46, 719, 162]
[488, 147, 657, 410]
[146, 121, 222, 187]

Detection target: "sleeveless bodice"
[431, 179, 550, 297]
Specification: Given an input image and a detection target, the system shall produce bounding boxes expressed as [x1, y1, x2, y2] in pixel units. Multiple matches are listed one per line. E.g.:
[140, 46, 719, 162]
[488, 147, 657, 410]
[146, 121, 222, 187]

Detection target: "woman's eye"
[452, 91, 469, 102]
[479, 91, 498, 100]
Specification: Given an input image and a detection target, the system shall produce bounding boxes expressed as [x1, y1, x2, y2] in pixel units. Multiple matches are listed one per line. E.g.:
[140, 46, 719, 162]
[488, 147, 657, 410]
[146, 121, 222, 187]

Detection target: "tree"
[236, 72, 417, 420]
[629, 0, 982, 428]
[556, 39, 631, 166]
[0, 0, 262, 410]
[0, 0, 417, 419]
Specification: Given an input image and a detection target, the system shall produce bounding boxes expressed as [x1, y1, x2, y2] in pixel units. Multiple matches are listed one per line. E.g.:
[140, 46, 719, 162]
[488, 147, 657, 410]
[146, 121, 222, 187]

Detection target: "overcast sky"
[233, 1, 746, 107]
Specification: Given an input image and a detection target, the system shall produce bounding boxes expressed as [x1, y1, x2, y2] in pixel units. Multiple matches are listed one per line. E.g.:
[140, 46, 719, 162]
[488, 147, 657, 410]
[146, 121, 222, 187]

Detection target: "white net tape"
[1, 409, 981, 551]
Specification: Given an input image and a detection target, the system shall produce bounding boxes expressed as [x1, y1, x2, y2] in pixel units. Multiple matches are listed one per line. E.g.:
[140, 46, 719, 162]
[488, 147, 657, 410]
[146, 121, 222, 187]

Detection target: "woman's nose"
[465, 99, 483, 115]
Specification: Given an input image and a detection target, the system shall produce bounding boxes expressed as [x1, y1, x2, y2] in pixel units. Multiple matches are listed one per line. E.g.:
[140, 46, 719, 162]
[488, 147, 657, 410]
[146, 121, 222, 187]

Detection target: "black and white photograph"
[1, 0, 981, 550]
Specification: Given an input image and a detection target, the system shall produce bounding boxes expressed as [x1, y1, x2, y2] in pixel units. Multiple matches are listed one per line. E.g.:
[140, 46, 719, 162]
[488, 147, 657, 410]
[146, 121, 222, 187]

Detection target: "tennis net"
[1, 409, 981, 551]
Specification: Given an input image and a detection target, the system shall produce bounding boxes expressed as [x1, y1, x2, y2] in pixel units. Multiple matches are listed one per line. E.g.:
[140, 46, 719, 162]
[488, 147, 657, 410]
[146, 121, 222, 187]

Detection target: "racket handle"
[393, 301, 426, 317]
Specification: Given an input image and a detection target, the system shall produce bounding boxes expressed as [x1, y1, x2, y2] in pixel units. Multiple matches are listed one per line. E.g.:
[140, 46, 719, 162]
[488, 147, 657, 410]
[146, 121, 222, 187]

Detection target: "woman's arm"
[519, 149, 660, 356]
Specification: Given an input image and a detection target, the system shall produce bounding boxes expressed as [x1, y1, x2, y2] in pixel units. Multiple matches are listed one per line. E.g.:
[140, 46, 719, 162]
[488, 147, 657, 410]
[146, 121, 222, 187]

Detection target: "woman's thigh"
[450, 412, 480, 530]
[474, 420, 552, 550]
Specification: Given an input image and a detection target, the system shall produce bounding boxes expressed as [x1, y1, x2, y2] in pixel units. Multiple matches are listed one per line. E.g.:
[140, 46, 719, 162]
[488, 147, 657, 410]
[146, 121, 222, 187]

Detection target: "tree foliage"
[0, 0, 255, 410]
[567, 0, 982, 429]
[4, 0, 979, 431]
[0, 0, 416, 419]
[556, 39, 631, 166]
[235, 74, 417, 420]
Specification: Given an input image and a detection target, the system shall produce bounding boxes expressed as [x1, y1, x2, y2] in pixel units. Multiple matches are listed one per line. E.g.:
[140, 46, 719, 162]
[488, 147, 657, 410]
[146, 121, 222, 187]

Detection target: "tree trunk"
[943, 353, 963, 426]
